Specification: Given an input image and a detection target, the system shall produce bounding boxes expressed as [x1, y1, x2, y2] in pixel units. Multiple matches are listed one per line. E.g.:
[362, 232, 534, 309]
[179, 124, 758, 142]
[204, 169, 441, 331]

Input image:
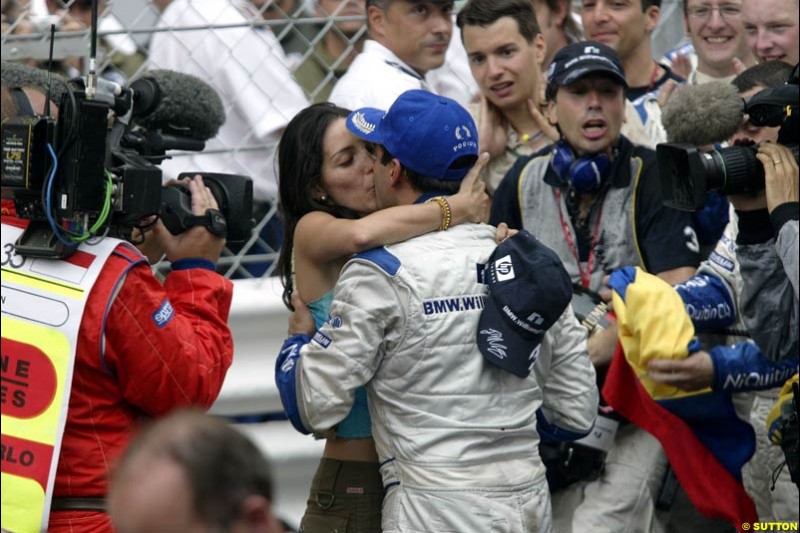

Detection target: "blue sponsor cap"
[346, 89, 479, 181]
[477, 231, 572, 378]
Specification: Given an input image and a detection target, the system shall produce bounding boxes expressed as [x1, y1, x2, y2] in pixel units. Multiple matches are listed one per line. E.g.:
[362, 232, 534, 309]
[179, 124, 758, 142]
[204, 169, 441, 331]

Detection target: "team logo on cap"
[351, 112, 376, 135]
[494, 255, 515, 282]
[453, 124, 477, 153]
[584, 45, 601, 54]
[527, 312, 545, 327]
[455, 125, 472, 140]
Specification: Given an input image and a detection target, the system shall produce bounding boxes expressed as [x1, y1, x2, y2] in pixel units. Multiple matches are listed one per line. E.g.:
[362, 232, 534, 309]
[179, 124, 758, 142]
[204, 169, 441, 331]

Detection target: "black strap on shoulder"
[11, 87, 35, 116]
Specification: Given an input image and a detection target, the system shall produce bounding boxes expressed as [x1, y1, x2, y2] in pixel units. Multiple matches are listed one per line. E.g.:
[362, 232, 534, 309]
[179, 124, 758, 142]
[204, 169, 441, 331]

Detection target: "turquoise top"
[307, 290, 334, 330]
[307, 290, 372, 439]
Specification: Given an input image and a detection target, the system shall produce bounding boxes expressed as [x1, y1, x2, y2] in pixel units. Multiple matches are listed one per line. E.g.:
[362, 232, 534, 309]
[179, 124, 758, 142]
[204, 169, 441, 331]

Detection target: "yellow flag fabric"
[611, 266, 711, 400]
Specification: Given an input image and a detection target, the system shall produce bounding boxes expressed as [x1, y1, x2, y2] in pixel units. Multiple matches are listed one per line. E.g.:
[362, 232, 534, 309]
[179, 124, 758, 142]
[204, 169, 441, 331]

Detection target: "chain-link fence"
[2, 0, 371, 279]
[2, 0, 686, 281]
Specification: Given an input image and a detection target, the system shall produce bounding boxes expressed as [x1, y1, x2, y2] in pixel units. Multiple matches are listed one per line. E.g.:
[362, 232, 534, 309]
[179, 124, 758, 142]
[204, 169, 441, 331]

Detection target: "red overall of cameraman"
[2, 198, 234, 533]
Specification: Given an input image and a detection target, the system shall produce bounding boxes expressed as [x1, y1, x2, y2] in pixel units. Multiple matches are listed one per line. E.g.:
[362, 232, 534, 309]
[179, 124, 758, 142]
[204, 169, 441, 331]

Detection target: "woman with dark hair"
[276, 102, 489, 532]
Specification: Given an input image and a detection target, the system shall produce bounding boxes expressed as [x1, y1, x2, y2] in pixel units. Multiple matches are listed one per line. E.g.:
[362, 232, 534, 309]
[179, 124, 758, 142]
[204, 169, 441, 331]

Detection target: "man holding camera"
[639, 61, 799, 522]
[1, 79, 234, 533]
[490, 42, 699, 533]
[731, 140, 799, 360]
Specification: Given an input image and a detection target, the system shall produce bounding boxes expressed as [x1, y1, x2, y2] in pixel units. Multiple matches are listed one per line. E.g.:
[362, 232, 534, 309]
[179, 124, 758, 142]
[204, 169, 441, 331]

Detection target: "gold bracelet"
[428, 196, 452, 231]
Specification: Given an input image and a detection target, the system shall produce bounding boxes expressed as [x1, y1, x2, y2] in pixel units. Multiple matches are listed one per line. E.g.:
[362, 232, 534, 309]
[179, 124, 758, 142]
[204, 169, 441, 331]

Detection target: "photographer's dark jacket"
[1, 201, 234, 532]
[490, 136, 700, 293]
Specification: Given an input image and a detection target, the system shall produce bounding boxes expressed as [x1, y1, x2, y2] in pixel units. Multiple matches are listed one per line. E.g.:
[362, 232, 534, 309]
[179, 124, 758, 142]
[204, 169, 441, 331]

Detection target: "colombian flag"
[603, 267, 757, 531]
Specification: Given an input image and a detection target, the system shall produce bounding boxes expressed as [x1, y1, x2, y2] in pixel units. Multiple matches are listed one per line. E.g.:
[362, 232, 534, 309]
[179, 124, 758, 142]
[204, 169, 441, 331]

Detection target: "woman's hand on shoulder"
[288, 292, 317, 336]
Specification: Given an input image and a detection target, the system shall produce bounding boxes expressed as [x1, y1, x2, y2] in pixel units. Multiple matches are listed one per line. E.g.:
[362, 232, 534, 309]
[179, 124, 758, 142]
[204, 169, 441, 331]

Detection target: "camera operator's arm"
[734, 144, 799, 360]
[757, 143, 799, 300]
[99, 174, 233, 413]
[759, 143, 800, 213]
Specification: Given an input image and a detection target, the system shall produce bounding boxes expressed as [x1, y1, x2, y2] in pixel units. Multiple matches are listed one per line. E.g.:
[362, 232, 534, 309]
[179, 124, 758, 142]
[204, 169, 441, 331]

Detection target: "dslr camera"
[1, 70, 253, 259]
[658, 65, 799, 211]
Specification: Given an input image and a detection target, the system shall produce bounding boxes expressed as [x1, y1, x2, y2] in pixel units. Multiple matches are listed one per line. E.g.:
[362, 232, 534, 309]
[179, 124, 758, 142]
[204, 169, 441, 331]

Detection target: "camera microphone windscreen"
[130, 69, 225, 141]
[661, 81, 745, 146]
[1, 61, 68, 110]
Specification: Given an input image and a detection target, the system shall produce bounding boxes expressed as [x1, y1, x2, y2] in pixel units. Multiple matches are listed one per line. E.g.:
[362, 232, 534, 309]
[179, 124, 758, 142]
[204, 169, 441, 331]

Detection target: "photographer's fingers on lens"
[757, 142, 796, 175]
[771, 143, 798, 171]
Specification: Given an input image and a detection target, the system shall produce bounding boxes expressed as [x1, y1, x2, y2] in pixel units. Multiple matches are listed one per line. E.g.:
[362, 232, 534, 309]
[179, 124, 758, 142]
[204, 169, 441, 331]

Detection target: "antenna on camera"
[85, 0, 100, 99]
[43, 24, 56, 117]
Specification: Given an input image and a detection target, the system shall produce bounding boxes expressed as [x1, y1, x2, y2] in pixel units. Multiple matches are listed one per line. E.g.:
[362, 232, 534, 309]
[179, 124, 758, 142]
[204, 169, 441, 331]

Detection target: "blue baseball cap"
[346, 89, 479, 181]
[477, 231, 572, 378]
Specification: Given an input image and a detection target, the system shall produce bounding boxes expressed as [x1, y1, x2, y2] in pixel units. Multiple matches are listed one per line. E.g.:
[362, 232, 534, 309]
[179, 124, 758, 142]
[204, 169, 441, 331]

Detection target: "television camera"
[1, 63, 253, 259]
[658, 64, 799, 211]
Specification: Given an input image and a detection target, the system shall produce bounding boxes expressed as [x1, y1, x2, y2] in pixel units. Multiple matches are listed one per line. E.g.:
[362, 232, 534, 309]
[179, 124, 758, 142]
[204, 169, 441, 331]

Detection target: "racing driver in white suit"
[276, 90, 598, 533]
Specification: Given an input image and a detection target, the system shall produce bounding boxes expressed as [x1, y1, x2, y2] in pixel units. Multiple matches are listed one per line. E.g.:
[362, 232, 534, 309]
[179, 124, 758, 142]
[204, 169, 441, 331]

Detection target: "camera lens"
[702, 145, 763, 196]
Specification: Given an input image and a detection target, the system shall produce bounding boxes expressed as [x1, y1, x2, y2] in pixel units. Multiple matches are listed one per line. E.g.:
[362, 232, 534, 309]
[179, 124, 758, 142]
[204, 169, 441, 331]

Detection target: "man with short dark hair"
[581, 0, 684, 144]
[276, 89, 598, 533]
[108, 410, 285, 533]
[329, 0, 454, 110]
[457, 0, 552, 193]
[491, 41, 699, 533]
